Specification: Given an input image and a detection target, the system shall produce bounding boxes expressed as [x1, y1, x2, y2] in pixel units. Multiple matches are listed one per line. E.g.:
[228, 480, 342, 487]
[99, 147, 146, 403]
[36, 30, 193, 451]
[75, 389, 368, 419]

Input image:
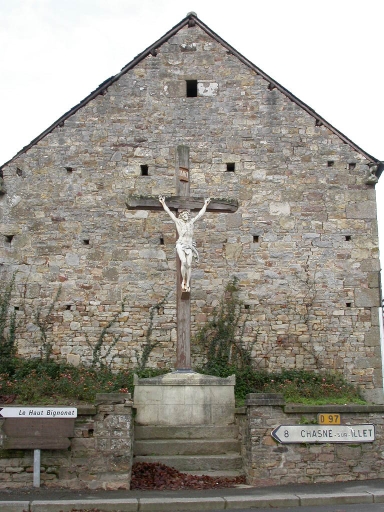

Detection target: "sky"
[1, 0, 383, 258]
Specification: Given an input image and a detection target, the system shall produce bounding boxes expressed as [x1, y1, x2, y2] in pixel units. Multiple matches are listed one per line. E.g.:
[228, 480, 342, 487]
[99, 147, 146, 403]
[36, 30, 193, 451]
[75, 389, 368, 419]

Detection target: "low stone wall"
[3, 390, 384, 489]
[0, 393, 133, 489]
[237, 393, 384, 486]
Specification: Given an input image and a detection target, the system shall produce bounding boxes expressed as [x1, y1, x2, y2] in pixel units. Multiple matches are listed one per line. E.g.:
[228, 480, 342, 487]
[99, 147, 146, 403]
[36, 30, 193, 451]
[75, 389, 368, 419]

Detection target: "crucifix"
[126, 145, 238, 371]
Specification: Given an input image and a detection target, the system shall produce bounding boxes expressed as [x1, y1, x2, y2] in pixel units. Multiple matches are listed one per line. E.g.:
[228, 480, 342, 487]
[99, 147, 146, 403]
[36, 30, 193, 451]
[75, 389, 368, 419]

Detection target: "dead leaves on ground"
[131, 462, 246, 490]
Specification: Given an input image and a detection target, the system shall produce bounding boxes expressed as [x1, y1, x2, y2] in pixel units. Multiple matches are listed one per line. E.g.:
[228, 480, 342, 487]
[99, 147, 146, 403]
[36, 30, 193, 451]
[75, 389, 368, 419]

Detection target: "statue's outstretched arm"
[159, 195, 178, 223]
[192, 198, 211, 224]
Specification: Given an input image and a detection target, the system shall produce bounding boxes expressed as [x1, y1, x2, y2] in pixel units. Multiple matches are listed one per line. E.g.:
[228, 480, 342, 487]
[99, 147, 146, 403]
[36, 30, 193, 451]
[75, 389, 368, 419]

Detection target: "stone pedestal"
[133, 372, 236, 426]
[133, 372, 242, 476]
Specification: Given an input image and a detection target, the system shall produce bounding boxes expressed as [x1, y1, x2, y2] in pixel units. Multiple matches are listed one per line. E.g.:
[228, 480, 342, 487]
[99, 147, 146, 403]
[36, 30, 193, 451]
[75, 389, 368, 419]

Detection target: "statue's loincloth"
[176, 240, 199, 262]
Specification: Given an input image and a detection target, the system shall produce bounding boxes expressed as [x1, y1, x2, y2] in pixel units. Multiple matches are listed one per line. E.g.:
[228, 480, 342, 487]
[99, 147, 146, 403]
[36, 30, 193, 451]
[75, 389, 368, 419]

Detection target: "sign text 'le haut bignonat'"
[0, 407, 77, 418]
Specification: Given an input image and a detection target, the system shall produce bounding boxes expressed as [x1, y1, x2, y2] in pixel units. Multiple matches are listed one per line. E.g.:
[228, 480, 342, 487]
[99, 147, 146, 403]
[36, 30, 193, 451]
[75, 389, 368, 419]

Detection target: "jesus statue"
[159, 195, 211, 292]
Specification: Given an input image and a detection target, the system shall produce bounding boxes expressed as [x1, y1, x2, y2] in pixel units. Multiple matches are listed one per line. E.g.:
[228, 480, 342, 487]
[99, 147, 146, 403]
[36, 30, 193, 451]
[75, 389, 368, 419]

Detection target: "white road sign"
[272, 424, 375, 444]
[0, 407, 77, 418]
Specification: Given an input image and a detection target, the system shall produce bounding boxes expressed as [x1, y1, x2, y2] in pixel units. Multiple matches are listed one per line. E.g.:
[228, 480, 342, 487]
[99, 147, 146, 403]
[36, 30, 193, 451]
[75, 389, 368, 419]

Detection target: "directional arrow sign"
[271, 424, 375, 444]
[0, 407, 77, 418]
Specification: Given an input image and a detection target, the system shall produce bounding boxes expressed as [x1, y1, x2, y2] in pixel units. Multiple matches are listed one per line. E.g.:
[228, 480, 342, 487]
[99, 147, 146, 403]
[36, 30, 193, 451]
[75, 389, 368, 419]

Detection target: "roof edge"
[1, 13, 380, 170]
[193, 17, 379, 165]
[0, 14, 192, 170]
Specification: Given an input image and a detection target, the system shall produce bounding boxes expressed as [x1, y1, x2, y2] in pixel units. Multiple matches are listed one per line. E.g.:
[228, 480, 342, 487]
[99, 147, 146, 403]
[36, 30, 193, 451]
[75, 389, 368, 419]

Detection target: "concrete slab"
[224, 494, 300, 509]
[370, 490, 384, 502]
[133, 453, 243, 471]
[298, 492, 373, 506]
[30, 499, 138, 512]
[134, 438, 240, 456]
[135, 425, 239, 440]
[0, 502, 31, 512]
[139, 497, 225, 511]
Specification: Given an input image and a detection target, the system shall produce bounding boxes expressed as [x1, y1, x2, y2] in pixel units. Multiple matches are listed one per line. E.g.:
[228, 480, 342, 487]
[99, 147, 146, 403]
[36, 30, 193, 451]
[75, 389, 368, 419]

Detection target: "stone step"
[134, 425, 239, 440]
[133, 454, 243, 472]
[134, 439, 240, 456]
[184, 470, 246, 479]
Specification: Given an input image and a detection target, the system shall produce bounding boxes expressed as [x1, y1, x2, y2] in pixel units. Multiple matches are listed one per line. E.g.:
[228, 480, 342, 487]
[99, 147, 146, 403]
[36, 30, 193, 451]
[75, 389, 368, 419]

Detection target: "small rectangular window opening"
[345, 235, 351, 241]
[160, 236, 164, 245]
[327, 161, 334, 167]
[5, 235, 14, 243]
[346, 302, 352, 308]
[66, 305, 72, 311]
[140, 165, 149, 176]
[244, 304, 250, 310]
[83, 239, 90, 245]
[348, 163, 356, 170]
[226, 163, 235, 172]
[186, 80, 198, 97]
[253, 235, 260, 243]
[14, 306, 20, 311]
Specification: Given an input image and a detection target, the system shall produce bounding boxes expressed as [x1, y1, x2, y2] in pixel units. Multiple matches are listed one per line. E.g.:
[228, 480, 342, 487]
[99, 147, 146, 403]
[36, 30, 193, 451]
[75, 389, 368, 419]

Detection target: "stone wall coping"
[95, 392, 132, 404]
[77, 405, 97, 416]
[245, 393, 285, 406]
[134, 372, 236, 386]
[284, 403, 384, 414]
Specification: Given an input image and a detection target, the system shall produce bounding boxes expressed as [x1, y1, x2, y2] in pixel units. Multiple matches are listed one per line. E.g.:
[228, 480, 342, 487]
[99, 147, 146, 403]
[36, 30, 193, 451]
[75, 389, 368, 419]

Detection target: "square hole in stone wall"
[140, 165, 149, 176]
[226, 163, 235, 172]
[186, 80, 198, 97]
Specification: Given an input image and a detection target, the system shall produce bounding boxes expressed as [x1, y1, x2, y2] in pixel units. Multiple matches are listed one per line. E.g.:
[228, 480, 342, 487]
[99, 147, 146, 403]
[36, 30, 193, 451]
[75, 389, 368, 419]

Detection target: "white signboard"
[272, 424, 375, 444]
[0, 407, 77, 418]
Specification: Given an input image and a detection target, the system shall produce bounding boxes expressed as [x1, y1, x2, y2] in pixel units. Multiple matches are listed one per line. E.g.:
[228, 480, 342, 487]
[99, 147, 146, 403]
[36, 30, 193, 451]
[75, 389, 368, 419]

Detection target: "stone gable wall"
[0, 24, 381, 398]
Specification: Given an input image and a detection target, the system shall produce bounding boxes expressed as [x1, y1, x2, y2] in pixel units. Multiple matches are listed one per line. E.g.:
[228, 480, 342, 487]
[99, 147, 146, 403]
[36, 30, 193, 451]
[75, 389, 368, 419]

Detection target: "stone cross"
[126, 145, 238, 371]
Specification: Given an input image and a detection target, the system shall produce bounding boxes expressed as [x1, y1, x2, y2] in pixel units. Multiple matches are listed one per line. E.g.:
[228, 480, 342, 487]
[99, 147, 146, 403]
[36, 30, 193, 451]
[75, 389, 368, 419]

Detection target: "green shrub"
[197, 365, 364, 405]
[194, 277, 364, 405]
[194, 277, 253, 374]
[0, 358, 169, 404]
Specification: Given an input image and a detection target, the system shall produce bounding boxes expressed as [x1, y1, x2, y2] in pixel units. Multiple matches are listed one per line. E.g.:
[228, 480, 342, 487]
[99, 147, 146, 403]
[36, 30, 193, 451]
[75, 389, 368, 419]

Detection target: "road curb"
[30, 499, 138, 512]
[224, 493, 300, 508]
[0, 502, 30, 512]
[298, 491, 374, 506]
[0, 490, 383, 511]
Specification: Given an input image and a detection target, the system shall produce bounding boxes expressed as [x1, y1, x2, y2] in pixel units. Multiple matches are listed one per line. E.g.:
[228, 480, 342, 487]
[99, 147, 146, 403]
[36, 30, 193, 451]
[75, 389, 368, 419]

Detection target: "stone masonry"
[237, 393, 384, 486]
[0, 14, 382, 400]
[0, 393, 133, 489]
[1, 392, 384, 488]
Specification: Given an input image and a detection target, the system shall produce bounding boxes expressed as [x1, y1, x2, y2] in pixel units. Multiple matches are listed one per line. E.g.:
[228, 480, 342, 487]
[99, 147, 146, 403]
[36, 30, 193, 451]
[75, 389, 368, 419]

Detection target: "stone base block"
[362, 387, 384, 404]
[133, 371, 235, 426]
